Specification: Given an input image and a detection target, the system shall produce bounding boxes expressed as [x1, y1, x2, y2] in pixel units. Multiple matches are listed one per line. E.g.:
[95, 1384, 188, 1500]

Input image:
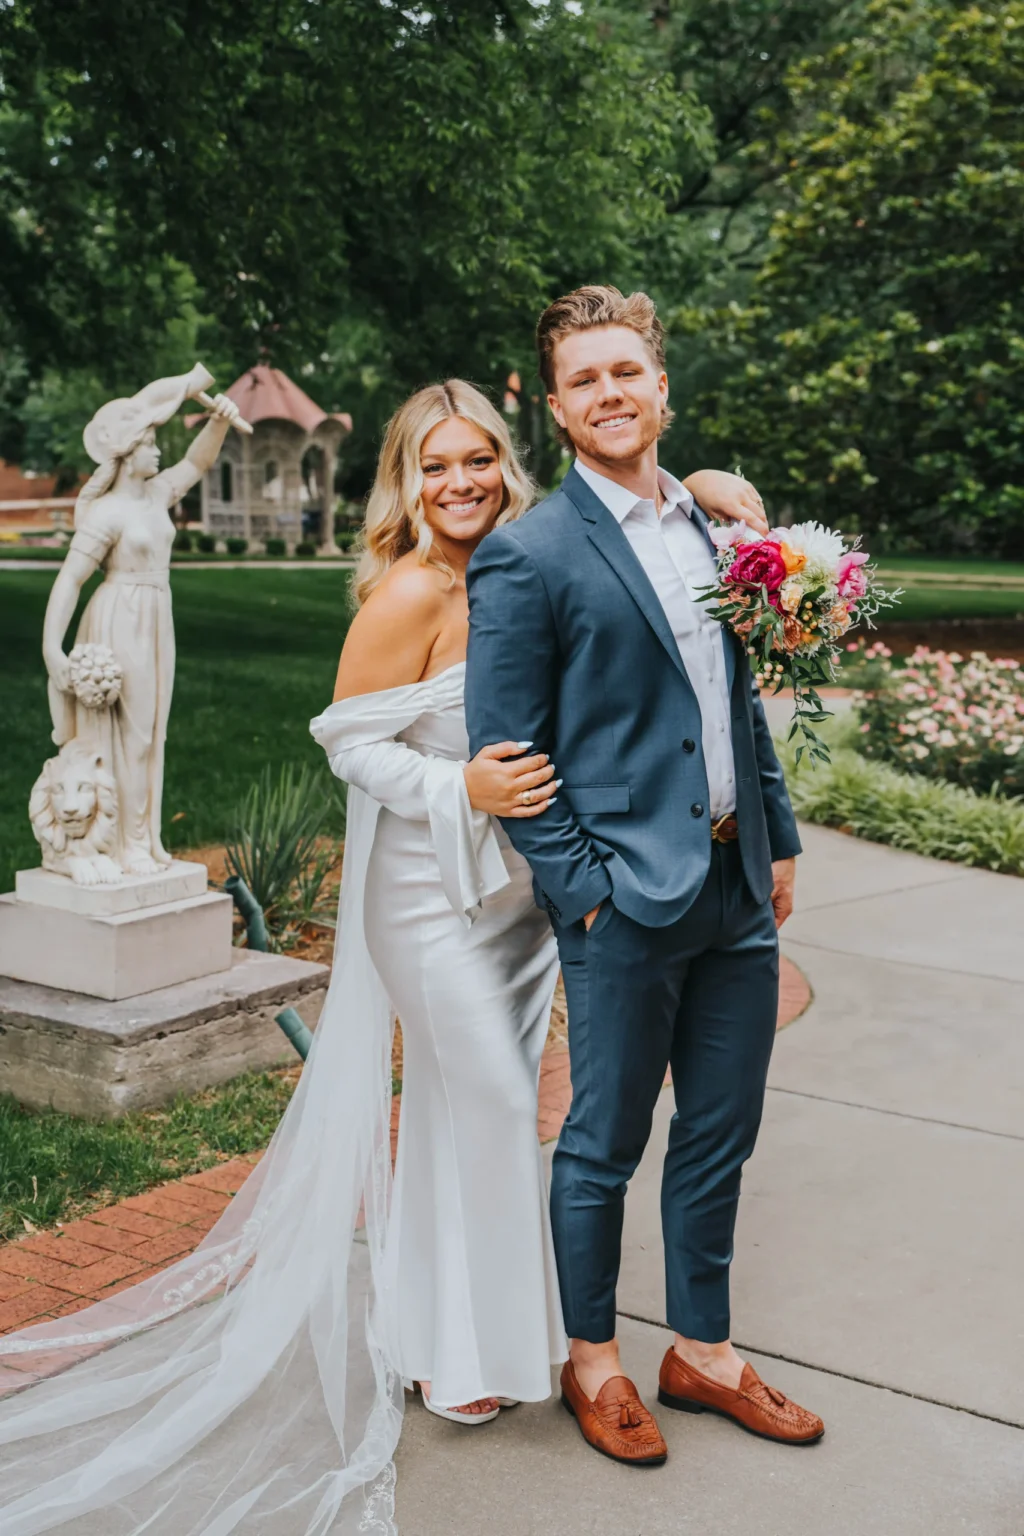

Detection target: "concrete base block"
[15, 860, 208, 916]
[0, 889, 234, 1000]
[0, 950, 330, 1117]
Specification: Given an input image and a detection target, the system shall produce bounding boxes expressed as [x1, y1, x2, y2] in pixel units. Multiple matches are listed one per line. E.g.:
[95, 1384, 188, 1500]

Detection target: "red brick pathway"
[0, 959, 809, 1339]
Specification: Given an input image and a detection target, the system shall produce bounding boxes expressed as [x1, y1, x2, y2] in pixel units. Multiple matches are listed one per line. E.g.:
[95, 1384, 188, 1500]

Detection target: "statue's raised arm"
[37, 365, 246, 884]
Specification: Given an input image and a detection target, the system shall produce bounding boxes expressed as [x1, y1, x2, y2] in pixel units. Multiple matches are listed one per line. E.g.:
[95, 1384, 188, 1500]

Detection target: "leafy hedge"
[779, 719, 1024, 877]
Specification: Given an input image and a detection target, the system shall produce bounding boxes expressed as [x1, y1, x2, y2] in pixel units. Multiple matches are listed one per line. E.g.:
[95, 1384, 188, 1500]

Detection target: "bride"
[0, 379, 766, 1533]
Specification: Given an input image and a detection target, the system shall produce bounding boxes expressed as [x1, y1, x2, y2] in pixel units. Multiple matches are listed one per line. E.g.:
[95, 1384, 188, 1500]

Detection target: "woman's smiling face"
[419, 416, 505, 547]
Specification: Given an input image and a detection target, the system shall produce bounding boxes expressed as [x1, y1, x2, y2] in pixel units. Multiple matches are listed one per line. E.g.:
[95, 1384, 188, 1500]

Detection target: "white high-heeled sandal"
[411, 1382, 500, 1425]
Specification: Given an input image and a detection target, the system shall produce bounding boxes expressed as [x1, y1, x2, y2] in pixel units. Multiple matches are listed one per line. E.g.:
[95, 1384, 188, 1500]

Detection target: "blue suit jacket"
[465, 465, 801, 928]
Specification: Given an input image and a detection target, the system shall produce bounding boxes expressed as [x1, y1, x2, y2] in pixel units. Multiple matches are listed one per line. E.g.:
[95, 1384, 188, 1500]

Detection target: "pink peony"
[709, 522, 756, 551]
[835, 550, 869, 599]
[724, 540, 787, 595]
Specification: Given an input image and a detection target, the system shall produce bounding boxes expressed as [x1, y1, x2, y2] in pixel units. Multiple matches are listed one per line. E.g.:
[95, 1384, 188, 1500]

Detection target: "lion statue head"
[29, 742, 123, 885]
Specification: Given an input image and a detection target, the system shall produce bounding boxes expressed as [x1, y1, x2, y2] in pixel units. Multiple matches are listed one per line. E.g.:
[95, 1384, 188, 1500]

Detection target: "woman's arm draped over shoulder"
[333, 562, 445, 701]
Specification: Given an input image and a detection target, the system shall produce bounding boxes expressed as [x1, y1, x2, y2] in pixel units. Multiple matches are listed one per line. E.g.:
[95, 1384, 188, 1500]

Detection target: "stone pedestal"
[0, 861, 233, 1001]
[15, 861, 207, 914]
[0, 950, 330, 1118]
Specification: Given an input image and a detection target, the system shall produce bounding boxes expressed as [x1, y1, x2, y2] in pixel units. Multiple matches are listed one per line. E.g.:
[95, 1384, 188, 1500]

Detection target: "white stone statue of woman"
[41, 365, 242, 878]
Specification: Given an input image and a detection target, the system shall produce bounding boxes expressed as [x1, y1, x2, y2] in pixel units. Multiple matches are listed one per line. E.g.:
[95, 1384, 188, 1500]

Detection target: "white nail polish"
[554, 778, 564, 788]
[517, 740, 533, 749]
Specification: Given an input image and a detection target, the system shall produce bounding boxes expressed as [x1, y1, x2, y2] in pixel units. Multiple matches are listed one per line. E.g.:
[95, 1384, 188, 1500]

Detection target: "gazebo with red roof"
[197, 365, 352, 552]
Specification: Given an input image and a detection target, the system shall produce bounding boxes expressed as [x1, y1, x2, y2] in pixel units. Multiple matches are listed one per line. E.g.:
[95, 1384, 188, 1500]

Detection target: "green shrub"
[264, 536, 287, 556]
[225, 536, 248, 555]
[295, 539, 317, 557]
[197, 532, 217, 554]
[172, 529, 193, 552]
[334, 506, 363, 534]
[779, 718, 1024, 876]
[335, 530, 356, 552]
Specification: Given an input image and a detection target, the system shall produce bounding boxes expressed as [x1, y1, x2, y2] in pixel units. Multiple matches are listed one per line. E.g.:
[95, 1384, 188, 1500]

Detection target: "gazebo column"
[242, 431, 253, 544]
[319, 443, 337, 554]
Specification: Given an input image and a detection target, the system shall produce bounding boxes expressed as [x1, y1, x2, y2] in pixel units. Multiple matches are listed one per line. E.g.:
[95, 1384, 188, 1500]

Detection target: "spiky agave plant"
[225, 762, 333, 924]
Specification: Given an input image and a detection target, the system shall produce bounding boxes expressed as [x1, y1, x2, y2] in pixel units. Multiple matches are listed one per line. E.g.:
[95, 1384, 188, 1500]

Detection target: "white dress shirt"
[574, 459, 737, 819]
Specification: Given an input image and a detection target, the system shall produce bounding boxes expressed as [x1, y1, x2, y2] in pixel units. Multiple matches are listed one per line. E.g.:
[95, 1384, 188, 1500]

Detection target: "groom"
[465, 285, 823, 1463]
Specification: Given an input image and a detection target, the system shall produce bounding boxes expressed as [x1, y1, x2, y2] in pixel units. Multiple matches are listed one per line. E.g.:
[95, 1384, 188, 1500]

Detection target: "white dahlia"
[778, 521, 847, 584]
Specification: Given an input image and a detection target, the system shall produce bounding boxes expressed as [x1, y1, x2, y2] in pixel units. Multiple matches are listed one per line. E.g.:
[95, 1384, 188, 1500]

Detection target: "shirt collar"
[573, 459, 694, 524]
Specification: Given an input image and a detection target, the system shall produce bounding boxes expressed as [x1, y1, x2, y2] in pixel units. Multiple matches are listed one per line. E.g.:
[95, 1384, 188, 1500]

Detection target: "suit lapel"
[562, 466, 691, 686]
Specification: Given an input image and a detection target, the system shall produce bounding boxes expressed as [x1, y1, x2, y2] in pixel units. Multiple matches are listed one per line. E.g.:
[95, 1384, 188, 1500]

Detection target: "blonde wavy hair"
[356, 379, 534, 604]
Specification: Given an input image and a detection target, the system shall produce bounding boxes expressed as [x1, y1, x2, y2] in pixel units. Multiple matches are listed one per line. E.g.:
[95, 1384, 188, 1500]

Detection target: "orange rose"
[777, 541, 807, 576]
[782, 615, 803, 652]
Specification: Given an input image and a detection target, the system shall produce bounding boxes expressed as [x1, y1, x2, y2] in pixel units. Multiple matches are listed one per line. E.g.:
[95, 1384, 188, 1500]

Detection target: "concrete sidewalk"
[396, 823, 1024, 1534]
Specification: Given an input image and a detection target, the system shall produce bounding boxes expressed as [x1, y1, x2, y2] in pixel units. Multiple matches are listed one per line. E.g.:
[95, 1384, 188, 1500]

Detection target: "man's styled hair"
[535, 284, 668, 394]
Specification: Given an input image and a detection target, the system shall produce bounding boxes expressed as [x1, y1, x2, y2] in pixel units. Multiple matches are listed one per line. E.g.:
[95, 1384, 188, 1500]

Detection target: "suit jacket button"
[682, 738, 696, 753]
[690, 802, 704, 818]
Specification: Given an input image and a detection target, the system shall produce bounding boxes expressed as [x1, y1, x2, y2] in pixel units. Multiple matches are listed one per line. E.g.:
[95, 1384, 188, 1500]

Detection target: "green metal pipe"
[224, 874, 270, 952]
[274, 1006, 313, 1060]
[224, 875, 313, 1060]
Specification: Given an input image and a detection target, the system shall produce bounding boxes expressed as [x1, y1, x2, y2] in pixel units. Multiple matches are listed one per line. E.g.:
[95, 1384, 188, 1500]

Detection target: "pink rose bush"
[700, 521, 900, 762]
[852, 643, 1024, 798]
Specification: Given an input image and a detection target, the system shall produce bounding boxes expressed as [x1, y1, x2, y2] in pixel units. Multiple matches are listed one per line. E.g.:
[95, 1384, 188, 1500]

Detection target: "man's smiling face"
[546, 324, 668, 469]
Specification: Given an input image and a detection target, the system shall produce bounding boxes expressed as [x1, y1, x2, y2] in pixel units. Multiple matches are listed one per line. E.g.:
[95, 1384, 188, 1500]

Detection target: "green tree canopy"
[0, 1, 708, 484]
[679, 0, 1024, 555]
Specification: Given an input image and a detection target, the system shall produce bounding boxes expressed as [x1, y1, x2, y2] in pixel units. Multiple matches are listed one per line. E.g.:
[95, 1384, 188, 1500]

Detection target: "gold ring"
[522, 789, 533, 805]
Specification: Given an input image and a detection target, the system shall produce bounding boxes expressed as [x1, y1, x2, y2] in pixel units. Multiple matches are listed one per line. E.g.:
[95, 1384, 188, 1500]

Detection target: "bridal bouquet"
[702, 522, 901, 763]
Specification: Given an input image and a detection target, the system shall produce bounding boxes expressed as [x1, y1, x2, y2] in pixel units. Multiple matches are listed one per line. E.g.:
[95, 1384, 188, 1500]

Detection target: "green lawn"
[881, 586, 1024, 621]
[877, 556, 1024, 579]
[0, 1069, 297, 1240]
[3, 568, 353, 891]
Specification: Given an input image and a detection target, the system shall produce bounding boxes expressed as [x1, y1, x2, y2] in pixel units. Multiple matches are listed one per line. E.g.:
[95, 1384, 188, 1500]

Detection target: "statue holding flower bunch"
[35, 366, 246, 884]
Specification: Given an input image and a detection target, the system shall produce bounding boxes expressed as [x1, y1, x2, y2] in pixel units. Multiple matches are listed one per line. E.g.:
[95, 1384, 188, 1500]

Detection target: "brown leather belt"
[711, 813, 739, 844]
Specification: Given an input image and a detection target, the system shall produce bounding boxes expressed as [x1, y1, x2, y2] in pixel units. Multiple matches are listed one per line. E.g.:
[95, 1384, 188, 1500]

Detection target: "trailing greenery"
[0, 1070, 297, 1242]
[779, 719, 1024, 876]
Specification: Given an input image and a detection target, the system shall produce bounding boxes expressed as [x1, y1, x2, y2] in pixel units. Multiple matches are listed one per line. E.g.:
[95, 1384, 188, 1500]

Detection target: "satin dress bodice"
[312, 664, 566, 1408]
[396, 675, 469, 759]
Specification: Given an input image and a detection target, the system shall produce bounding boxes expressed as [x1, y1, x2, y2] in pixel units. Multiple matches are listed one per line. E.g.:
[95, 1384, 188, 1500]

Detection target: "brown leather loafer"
[658, 1348, 824, 1445]
[560, 1361, 668, 1466]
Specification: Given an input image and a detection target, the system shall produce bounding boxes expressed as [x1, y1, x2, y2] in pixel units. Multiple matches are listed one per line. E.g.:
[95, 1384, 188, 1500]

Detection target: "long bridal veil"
[0, 779, 402, 1536]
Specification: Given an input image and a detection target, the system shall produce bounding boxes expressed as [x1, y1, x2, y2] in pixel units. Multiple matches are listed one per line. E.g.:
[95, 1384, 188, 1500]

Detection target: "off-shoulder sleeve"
[311, 693, 509, 926]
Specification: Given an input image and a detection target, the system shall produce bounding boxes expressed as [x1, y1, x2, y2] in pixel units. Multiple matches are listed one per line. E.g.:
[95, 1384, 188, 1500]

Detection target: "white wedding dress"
[316, 663, 565, 1408]
[0, 662, 564, 1534]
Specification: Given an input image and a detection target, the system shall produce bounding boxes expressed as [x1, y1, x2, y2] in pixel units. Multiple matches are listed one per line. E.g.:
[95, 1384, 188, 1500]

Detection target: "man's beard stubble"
[573, 407, 664, 468]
